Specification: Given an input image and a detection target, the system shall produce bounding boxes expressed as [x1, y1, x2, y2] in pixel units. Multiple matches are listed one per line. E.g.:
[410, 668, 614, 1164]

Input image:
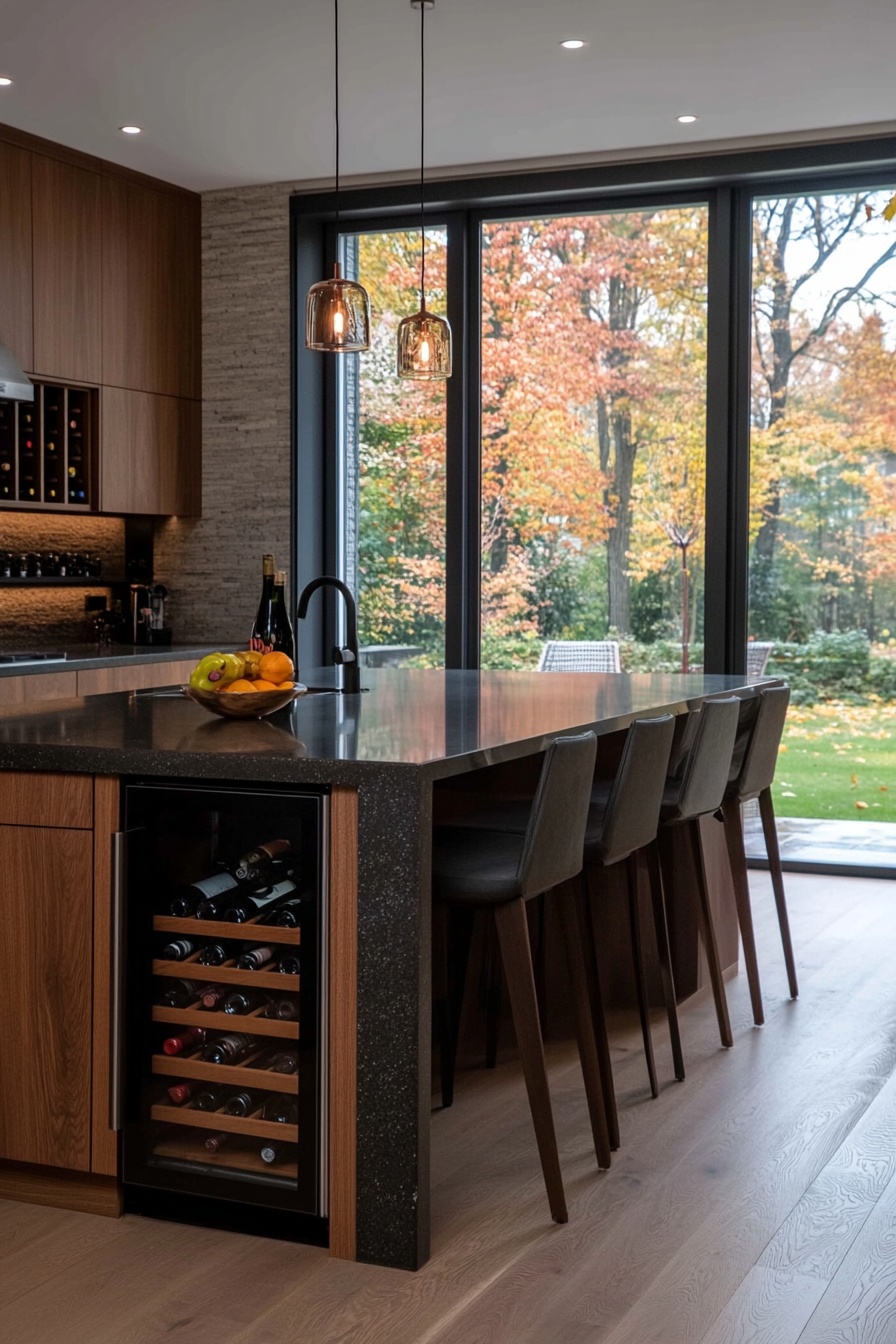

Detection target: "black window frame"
[291, 135, 896, 674]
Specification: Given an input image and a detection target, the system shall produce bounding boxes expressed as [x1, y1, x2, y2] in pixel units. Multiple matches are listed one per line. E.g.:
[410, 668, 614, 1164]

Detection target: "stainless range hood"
[0, 343, 34, 402]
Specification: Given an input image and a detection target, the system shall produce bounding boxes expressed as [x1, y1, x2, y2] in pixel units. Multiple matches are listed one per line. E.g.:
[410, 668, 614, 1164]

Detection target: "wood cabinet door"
[102, 178, 200, 399]
[0, 141, 33, 375]
[0, 824, 93, 1170]
[100, 386, 201, 516]
[31, 155, 103, 384]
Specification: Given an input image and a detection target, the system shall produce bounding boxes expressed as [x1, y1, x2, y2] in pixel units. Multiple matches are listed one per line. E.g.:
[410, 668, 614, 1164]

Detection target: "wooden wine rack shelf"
[153, 1006, 299, 1040]
[152, 1104, 298, 1145]
[152, 958, 299, 992]
[153, 915, 301, 946]
[153, 1135, 297, 1181]
[152, 1053, 299, 1095]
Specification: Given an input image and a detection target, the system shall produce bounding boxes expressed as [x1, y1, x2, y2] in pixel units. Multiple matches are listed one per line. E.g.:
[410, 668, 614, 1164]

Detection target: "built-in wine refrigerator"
[117, 781, 328, 1242]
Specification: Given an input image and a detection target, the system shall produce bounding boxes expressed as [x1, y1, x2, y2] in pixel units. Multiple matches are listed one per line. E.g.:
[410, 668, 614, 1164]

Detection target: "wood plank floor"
[3, 871, 896, 1343]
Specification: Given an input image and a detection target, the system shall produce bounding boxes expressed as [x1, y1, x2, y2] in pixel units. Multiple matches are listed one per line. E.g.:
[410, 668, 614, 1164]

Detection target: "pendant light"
[397, 0, 452, 380]
[305, 0, 371, 353]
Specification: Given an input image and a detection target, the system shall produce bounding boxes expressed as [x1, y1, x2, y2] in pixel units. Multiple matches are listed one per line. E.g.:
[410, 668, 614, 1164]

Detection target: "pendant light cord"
[419, 0, 425, 310]
[334, 0, 340, 267]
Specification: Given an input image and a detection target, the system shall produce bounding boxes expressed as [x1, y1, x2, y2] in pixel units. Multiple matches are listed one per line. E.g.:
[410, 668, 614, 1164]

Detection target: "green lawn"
[773, 701, 896, 822]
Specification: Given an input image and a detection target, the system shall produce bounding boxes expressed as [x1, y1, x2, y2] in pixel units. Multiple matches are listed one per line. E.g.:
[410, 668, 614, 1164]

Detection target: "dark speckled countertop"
[0, 669, 764, 783]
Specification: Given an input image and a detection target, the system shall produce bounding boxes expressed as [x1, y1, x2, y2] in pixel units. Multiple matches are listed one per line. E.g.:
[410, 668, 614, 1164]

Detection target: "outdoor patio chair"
[746, 641, 774, 680]
[537, 640, 622, 673]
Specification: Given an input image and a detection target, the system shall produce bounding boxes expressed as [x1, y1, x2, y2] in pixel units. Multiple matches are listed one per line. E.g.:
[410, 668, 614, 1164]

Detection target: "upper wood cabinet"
[31, 155, 103, 384]
[102, 178, 200, 399]
[101, 386, 201, 516]
[0, 141, 33, 374]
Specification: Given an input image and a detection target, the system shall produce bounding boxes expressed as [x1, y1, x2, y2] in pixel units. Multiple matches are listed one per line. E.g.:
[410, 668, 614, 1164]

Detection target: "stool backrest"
[666, 697, 740, 823]
[536, 641, 622, 673]
[733, 683, 791, 801]
[592, 714, 676, 866]
[518, 731, 597, 898]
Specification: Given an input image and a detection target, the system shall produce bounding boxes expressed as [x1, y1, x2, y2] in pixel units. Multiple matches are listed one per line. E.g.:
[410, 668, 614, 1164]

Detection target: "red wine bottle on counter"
[277, 953, 301, 976]
[262, 1093, 299, 1125]
[272, 571, 296, 662]
[234, 839, 291, 885]
[161, 938, 195, 961]
[235, 946, 275, 971]
[162, 1026, 207, 1056]
[170, 871, 241, 919]
[223, 988, 269, 1016]
[192, 1084, 227, 1111]
[264, 998, 299, 1022]
[222, 880, 297, 924]
[201, 1033, 256, 1065]
[158, 979, 201, 1009]
[224, 1089, 264, 1118]
[249, 554, 276, 653]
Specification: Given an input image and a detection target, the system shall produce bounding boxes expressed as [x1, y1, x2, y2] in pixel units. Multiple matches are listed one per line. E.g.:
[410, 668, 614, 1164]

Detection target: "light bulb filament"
[419, 338, 431, 365]
[333, 307, 345, 339]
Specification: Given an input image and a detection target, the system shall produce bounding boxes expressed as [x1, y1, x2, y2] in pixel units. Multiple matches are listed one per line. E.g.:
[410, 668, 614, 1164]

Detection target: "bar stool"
[432, 731, 610, 1224]
[657, 696, 741, 1050]
[720, 684, 798, 1026]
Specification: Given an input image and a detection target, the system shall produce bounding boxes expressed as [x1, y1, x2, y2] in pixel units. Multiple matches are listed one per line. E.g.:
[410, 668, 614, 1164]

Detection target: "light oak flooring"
[3, 871, 896, 1343]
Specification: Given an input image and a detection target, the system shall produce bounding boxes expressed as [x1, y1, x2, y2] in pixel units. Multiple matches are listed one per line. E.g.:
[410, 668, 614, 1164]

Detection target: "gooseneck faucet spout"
[296, 576, 363, 695]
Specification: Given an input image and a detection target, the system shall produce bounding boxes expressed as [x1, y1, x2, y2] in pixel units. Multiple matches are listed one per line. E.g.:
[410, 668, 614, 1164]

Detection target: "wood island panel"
[0, 672, 79, 708]
[0, 770, 93, 829]
[91, 776, 119, 1178]
[0, 824, 93, 1170]
[31, 155, 103, 384]
[0, 139, 33, 373]
[329, 786, 358, 1261]
[76, 659, 198, 697]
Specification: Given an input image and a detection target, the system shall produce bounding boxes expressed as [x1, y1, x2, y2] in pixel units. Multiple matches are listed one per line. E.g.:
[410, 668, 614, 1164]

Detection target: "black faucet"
[296, 576, 363, 695]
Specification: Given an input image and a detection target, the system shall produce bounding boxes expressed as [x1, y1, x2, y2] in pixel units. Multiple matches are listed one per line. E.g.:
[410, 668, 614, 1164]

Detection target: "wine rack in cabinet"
[0, 382, 97, 510]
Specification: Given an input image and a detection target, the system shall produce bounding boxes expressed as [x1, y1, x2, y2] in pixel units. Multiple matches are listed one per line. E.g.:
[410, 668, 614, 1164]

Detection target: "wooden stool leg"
[759, 787, 799, 999]
[494, 898, 568, 1224]
[627, 852, 658, 1099]
[534, 892, 548, 1037]
[645, 840, 685, 1082]
[557, 883, 612, 1170]
[687, 819, 734, 1049]
[483, 916, 502, 1069]
[581, 870, 620, 1150]
[721, 797, 764, 1026]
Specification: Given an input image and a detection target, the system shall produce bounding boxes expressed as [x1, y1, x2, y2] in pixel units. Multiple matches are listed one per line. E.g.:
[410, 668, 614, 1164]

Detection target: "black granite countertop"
[0, 669, 765, 785]
[0, 642, 234, 678]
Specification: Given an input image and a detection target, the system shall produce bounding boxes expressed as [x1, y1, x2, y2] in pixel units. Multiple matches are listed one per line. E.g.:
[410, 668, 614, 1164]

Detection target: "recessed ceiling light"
[677, 114, 698, 124]
[0, 77, 13, 87]
[560, 39, 586, 49]
[120, 125, 142, 135]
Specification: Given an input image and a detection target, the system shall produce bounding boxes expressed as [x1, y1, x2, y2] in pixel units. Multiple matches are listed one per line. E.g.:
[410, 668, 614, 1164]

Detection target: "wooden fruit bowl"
[183, 684, 306, 719]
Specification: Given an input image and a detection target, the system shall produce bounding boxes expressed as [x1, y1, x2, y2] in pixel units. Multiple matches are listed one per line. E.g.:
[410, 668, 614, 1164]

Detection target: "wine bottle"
[204, 1132, 231, 1154]
[268, 898, 304, 928]
[261, 1093, 299, 1125]
[158, 979, 201, 1009]
[192, 1084, 227, 1112]
[197, 942, 230, 966]
[264, 998, 299, 1022]
[249, 554, 276, 653]
[201, 1033, 256, 1065]
[235, 946, 274, 971]
[277, 953, 301, 976]
[262, 1048, 298, 1075]
[223, 988, 269, 1015]
[234, 839, 291, 885]
[169, 870, 241, 919]
[199, 984, 228, 1009]
[221, 879, 297, 924]
[161, 938, 195, 962]
[272, 571, 296, 661]
[162, 1025, 207, 1056]
[260, 1139, 292, 1165]
[166, 1082, 194, 1105]
[224, 1089, 264, 1118]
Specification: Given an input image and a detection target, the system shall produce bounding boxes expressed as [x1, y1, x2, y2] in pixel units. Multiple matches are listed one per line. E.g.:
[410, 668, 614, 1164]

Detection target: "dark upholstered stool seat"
[432, 828, 528, 902]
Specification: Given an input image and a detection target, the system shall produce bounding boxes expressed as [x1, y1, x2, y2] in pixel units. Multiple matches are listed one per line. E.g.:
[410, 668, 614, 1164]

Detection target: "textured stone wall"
[153, 181, 299, 644]
[0, 514, 125, 644]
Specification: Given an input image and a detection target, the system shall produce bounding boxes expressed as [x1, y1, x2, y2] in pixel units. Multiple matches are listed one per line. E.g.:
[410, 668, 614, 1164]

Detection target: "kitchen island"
[0, 670, 767, 1270]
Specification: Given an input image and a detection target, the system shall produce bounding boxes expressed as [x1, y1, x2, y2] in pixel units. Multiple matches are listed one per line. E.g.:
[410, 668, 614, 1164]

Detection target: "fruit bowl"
[183, 684, 306, 719]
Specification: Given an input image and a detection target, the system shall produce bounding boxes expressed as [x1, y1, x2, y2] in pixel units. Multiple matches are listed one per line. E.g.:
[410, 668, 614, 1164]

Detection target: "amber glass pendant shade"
[397, 308, 451, 379]
[306, 262, 371, 352]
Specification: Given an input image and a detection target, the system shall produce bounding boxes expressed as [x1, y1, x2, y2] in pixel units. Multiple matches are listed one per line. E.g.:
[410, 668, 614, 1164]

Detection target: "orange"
[277, 681, 295, 690]
[252, 679, 279, 692]
[259, 651, 294, 685]
[222, 679, 255, 693]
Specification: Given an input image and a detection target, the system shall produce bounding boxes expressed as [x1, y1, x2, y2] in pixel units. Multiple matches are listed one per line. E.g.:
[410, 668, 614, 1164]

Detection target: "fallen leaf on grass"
[856, 801, 869, 809]
[781, 791, 797, 797]
[851, 773, 859, 785]
[856, 757, 867, 763]
[880, 786, 889, 791]
[778, 745, 788, 753]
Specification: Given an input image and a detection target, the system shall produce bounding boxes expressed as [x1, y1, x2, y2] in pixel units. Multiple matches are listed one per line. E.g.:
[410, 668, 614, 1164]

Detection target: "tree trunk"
[606, 402, 636, 634]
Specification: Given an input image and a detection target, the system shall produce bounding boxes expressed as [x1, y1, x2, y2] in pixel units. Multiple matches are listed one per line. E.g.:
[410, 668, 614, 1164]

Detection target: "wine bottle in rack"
[199, 984, 228, 1009]
[234, 839, 291, 885]
[261, 1093, 299, 1126]
[260, 1140, 292, 1166]
[158, 979, 201, 1009]
[223, 988, 270, 1016]
[204, 1133, 231, 1155]
[264, 998, 299, 1022]
[197, 942, 230, 967]
[166, 1082, 195, 1105]
[235, 946, 275, 971]
[192, 1084, 227, 1112]
[161, 938, 196, 962]
[249, 554, 276, 653]
[169, 870, 241, 918]
[201, 1033, 256, 1065]
[268, 897, 305, 928]
[260, 1048, 298, 1075]
[277, 953, 301, 976]
[224, 1089, 264, 1118]
[162, 1026, 207, 1057]
[221, 879, 297, 924]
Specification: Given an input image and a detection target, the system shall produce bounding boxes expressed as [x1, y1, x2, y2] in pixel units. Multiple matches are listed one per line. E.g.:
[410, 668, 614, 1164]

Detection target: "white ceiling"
[1, 0, 895, 193]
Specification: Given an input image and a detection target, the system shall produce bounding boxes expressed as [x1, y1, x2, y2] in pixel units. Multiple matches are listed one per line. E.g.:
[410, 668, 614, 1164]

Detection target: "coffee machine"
[128, 583, 171, 645]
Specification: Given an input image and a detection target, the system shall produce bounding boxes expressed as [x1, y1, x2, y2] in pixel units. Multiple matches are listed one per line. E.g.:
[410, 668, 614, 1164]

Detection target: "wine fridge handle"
[109, 830, 127, 1132]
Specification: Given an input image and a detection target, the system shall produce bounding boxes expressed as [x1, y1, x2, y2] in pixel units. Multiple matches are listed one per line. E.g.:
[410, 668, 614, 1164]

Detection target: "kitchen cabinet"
[101, 386, 201, 516]
[0, 672, 78, 710]
[102, 178, 200, 400]
[31, 156, 103, 385]
[0, 773, 121, 1207]
[0, 140, 33, 375]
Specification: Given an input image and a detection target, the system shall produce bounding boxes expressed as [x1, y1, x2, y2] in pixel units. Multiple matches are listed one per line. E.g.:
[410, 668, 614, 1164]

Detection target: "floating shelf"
[0, 575, 126, 588]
